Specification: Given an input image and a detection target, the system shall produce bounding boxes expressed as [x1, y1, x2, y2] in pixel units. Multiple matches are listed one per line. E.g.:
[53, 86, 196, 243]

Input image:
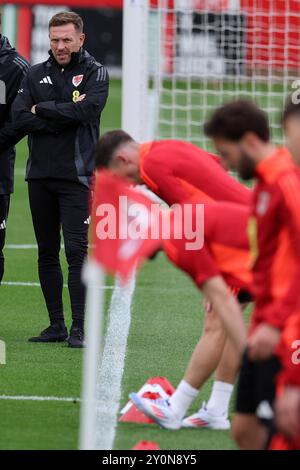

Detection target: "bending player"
[129, 200, 251, 429]
[95, 132, 251, 429]
[95, 131, 250, 206]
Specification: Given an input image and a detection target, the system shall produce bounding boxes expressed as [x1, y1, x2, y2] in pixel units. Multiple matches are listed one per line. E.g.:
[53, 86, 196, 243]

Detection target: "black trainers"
[67, 326, 85, 348]
[28, 324, 68, 343]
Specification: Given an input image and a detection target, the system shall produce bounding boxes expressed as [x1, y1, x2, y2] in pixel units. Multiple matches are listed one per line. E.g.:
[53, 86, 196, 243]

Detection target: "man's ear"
[241, 131, 260, 155]
[243, 131, 257, 146]
[115, 154, 127, 165]
[79, 33, 85, 46]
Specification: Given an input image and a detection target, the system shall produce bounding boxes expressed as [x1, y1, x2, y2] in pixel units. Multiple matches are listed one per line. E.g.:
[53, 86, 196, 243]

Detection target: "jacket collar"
[48, 47, 84, 70]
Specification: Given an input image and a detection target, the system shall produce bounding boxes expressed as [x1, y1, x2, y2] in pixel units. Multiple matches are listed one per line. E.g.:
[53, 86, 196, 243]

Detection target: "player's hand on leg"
[275, 386, 300, 438]
[248, 323, 280, 361]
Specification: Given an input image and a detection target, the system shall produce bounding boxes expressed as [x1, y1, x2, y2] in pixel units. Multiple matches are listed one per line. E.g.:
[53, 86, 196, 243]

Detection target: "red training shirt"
[248, 147, 300, 331]
[164, 202, 251, 290]
[139, 140, 251, 206]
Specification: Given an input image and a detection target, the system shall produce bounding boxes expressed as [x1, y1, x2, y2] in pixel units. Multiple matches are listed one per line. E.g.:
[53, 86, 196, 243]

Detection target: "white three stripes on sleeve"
[96, 67, 107, 82]
[13, 56, 30, 75]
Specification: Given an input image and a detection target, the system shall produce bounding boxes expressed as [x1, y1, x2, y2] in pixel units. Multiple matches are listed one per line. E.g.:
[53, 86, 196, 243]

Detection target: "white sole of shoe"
[129, 393, 181, 430]
[182, 418, 231, 430]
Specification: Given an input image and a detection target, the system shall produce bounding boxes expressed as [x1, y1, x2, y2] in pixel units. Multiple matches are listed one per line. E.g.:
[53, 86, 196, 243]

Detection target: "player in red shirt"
[129, 201, 251, 429]
[268, 98, 300, 450]
[95, 132, 250, 207]
[204, 99, 300, 449]
[95, 131, 251, 429]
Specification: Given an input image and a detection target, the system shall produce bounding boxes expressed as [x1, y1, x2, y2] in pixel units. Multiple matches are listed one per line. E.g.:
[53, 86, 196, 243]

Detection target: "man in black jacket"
[12, 11, 109, 348]
[0, 15, 30, 283]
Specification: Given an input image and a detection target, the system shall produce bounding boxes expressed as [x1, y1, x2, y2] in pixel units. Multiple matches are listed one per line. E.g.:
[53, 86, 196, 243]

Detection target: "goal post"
[122, 0, 149, 140]
[122, 0, 300, 148]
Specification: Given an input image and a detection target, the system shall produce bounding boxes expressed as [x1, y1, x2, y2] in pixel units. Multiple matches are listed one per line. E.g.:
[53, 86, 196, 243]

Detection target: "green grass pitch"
[0, 78, 242, 450]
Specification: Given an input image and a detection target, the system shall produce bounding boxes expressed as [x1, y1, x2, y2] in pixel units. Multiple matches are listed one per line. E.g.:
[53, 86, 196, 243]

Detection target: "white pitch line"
[5, 244, 96, 250]
[95, 272, 136, 450]
[5, 244, 65, 250]
[1, 281, 114, 290]
[0, 395, 80, 403]
[14, 169, 26, 177]
[2, 281, 41, 287]
[5, 244, 38, 249]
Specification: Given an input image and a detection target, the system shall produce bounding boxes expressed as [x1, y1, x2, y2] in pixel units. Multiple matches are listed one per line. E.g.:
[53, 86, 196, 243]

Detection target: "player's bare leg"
[129, 277, 246, 429]
[184, 308, 227, 389]
[129, 309, 238, 429]
[181, 332, 237, 429]
[129, 308, 228, 430]
[215, 337, 240, 384]
[183, 303, 248, 428]
[232, 413, 268, 449]
[164, 308, 228, 427]
[204, 316, 246, 412]
[184, 299, 247, 389]
[171, 309, 236, 430]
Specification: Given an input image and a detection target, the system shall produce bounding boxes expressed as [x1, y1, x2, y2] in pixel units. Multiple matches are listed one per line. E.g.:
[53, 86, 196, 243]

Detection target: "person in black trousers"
[0, 14, 30, 283]
[12, 11, 109, 348]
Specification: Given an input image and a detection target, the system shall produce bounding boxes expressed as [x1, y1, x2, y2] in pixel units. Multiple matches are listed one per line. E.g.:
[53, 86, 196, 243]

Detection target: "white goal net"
[144, 0, 300, 150]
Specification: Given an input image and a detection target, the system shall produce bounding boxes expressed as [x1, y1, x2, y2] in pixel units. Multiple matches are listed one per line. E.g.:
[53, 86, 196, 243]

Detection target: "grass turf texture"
[0, 78, 252, 450]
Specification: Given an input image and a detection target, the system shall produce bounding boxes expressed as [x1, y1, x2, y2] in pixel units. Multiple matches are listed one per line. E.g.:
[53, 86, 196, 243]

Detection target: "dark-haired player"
[95, 131, 251, 428]
[204, 99, 300, 449]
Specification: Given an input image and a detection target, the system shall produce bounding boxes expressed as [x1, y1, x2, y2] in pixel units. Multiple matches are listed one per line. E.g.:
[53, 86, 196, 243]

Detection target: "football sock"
[169, 380, 199, 420]
[206, 381, 234, 417]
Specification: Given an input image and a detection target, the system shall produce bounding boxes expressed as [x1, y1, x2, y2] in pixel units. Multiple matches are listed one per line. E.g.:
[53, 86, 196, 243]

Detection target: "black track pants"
[0, 194, 10, 284]
[28, 179, 89, 326]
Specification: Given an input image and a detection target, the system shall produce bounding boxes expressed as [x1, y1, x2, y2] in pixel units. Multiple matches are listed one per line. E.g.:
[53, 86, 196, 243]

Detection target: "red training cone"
[132, 440, 160, 450]
[119, 376, 175, 424]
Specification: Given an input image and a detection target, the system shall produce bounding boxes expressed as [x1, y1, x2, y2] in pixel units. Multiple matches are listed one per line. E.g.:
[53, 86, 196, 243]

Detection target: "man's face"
[213, 137, 256, 180]
[49, 23, 85, 66]
[213, 137, 243, 171]
[284, 115, 300, 167]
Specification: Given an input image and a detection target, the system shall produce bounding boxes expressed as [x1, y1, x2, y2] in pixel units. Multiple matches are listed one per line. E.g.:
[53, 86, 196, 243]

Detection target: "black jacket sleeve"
[11, 72, 61, 134]
[0, 124, 25, 153]
[0, 58, 29, 152]
[35, 65, 109, 125]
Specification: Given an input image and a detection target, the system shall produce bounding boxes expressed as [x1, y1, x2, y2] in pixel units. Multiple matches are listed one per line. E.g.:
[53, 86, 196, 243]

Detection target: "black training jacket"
[12, 48, 109, 187]
[0, 36, 30, 194]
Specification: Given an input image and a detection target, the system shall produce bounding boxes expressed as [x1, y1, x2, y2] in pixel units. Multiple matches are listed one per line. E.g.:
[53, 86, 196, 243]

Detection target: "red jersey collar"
[255, 147, 294, 184]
